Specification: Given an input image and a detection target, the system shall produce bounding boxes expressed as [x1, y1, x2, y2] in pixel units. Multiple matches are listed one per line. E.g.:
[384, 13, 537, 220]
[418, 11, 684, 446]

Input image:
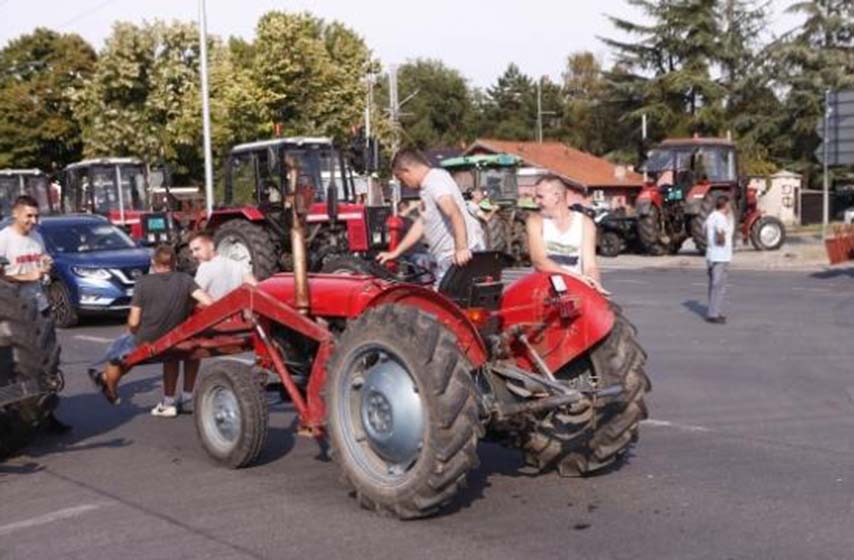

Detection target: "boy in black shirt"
[90, 245, 212, 416]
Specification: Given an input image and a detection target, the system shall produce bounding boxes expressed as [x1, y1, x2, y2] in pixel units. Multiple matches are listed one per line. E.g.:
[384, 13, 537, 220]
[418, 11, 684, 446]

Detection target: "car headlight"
[71, 267, 112, 280]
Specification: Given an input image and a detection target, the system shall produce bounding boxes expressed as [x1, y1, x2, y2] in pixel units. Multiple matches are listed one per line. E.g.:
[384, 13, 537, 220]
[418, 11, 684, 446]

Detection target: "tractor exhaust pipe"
[288, 161, 310, 315]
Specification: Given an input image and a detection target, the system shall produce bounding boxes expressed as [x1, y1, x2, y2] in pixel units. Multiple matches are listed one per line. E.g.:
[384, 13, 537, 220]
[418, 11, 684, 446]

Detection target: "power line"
[56, 0, 123, 30]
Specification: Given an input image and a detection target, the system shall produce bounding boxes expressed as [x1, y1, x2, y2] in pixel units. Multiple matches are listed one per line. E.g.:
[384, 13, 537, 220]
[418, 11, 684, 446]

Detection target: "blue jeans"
[91, 334, 137, 368]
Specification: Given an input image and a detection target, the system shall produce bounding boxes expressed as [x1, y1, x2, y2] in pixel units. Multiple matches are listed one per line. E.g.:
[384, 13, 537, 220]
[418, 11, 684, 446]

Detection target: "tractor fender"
[635, 185, 662, 215]
[500, 271, 615, 373]
[206, 207, 265, 230]
[256, 274, 489, 367]
[684, 182, 713, 215]
[363, 285, 489, 368]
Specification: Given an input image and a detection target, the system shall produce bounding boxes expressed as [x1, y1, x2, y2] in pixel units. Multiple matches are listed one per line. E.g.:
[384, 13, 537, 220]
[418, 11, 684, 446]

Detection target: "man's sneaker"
[150, 402, 178, 418]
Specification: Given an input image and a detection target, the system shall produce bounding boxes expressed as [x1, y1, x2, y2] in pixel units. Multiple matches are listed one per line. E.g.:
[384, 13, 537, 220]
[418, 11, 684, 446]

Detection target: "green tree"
[250, 11, 373, 141]
[601, 0, 726, 139]
[375, 59, 474, 149]
[478, 63, 564, 141]
[0, 28, 96, 170]
[73, 21, 207, 181]
[771, 0, 854, 174]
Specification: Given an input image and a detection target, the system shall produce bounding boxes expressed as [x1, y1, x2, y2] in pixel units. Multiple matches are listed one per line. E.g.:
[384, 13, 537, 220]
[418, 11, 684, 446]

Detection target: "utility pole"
[364, 73, 376, 205]
[823, 89, 831, 238]
[641, 113, 648, 182]
[198, 0, 214, 216]
[388, 65, 401, 211]
[536, 78, 543, 143]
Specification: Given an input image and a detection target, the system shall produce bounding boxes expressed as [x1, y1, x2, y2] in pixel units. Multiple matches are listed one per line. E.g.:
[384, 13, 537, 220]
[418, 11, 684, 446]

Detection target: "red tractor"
[210, 137, 391, 279]
[0, 169, 56, 218]
[637, 137, 785, 255]
[111, 156, 651, 519]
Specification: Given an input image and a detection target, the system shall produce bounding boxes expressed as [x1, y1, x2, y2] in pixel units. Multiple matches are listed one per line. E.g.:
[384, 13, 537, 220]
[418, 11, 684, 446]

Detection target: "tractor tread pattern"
[520, 309, 651, 477]
[326, 304, 480, 519]
[213, 220, 279, 281]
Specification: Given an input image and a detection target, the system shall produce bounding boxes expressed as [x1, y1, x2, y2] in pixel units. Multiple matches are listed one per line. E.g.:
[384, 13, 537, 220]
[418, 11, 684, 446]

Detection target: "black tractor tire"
[508, 213, 531, 267]
[750, 216, 785, 251]
[637, 207, 667, 256]
[0, 282, 62, 459]
[483, 213, 511, 254]
[177, 243, 198, 275]
[47, 280, 79, 328]
[320, 255, 397, 280]
[213, 220, 279, 281]
[194, 360, 269, 469]
[691, 193, 716, 254]
[326, 305, 480, 519]
[597, 230, 623, 258]
[521, 307, 651, 476]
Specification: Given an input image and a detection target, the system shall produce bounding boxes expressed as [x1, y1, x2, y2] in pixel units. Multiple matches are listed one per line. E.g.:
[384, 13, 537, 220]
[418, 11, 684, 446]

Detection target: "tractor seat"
[437, 251, 511, 309]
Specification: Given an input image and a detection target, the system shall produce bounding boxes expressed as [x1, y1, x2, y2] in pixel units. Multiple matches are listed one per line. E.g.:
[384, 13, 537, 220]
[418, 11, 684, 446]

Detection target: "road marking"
[611, 278, 647, 284]
[642, 418, 710, 433]
[73, 335, 113, 344]
[0, 503, 107, 536]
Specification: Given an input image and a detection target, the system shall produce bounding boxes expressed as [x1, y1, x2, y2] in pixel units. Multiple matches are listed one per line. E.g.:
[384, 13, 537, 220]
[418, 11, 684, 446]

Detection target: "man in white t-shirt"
[704, 195, 734, 324]
[377, 149, 484, 285]
[0, 195, 52, 312]
[176, 230, 257, 412]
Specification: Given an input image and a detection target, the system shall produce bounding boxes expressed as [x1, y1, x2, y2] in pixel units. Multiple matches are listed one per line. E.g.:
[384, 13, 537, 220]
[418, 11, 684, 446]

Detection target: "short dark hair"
[534, 173, 587, 195]
[188, 230, 214, 244]
[152, 244, 176, 269]
[13, 195, 39, 210]
[716, 195, 730, 210]
[391, 148, 429, 171]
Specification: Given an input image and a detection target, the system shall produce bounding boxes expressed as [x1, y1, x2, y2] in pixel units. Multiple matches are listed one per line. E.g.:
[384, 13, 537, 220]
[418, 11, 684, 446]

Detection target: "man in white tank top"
[526, 174, 605, 292]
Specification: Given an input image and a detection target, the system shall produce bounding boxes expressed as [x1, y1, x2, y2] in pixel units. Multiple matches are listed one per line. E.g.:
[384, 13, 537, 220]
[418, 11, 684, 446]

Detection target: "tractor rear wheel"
[194, 361, 269, 468]
[483, 213, 511, 254]
[691, 193, 716, 253]
[750, 216, 785, 251]
[0, 281, 62, 458]
[520, 307, 651, 476]
[597, 230, 622, 257]
[508, 213, 531, 266]
[637, 206, 667, 256]
[213, 220, 279, 280]
[326, 305, 480, 519]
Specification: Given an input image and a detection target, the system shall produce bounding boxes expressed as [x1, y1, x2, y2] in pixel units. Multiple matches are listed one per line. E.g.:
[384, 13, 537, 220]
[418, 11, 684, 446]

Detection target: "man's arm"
[127, 306, 141, 334]
[581, 217, 601, 283]
[435, 195, 471, 266]
[191, 289, 214, 307]
[242, 271, 258, 286]
[377, 219, 424, 264]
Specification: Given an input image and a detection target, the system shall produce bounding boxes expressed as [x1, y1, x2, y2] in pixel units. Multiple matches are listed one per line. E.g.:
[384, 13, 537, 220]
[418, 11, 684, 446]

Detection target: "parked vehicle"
[595, 208, 640, 257]
[637, 137, 785, 255]
[0, 169, 55, 218]
[0, 261, 62, 458]
[36, 215, 151, 327]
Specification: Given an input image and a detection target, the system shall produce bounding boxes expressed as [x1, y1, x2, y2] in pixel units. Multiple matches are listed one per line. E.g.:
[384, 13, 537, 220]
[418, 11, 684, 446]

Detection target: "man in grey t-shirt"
[189, 230, 257, 299]
[0, 195, 53, 312]
[377, 149, 484, 285]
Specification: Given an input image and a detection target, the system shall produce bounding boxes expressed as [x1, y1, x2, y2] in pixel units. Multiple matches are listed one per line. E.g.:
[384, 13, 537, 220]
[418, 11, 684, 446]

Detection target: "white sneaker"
[150, 402, 178, 418]
[178, 397, 193, 415]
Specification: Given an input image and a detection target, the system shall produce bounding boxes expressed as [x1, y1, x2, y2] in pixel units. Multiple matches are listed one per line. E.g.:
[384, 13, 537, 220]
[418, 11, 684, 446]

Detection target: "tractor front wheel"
[750, 216, 785, 251]
[194, 361, 269, 469]
[326, 305, 480, 519]
[213, 220, 279, 280]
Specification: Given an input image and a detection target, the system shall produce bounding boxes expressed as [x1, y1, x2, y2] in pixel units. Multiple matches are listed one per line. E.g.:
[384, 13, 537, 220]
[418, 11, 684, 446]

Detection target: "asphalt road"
[2, 266, 854, 560]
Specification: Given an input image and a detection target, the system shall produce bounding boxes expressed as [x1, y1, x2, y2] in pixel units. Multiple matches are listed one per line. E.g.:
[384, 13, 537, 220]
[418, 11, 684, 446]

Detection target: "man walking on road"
[377, 149, 484, 286]
[705, 195, 734, 324]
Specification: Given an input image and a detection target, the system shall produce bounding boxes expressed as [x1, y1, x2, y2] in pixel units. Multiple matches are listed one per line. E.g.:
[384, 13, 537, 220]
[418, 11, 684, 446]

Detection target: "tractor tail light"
[465, 307, 490, 328]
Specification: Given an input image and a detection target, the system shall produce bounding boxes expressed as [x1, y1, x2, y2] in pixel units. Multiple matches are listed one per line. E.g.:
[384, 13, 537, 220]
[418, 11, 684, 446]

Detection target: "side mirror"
[327, 184, 338, 221]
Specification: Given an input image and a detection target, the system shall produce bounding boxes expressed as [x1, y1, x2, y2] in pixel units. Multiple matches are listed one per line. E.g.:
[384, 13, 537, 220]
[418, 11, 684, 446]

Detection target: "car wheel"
[48, 281, 79, 328]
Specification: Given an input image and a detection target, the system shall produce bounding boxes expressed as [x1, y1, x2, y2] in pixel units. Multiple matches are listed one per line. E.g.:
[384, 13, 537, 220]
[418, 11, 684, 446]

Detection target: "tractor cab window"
[228, 153, 259, 205]
[480, 167, 516, 201]
[0, 176, 19, 217]
[24, 176, 52, 214]
[694, 147, 736, 182]
[88, 167, 120, 213]
[119, 165, 148, 210]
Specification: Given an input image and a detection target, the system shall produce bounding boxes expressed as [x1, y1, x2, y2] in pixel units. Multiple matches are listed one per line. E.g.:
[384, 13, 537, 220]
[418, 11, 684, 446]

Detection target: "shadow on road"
[810, 267, 854, 279]
[682, 299, 708, 319]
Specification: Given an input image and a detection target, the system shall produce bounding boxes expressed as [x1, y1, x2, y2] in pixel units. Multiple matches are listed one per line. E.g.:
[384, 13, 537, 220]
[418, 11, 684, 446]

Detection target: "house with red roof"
[464, 139, 645, 210]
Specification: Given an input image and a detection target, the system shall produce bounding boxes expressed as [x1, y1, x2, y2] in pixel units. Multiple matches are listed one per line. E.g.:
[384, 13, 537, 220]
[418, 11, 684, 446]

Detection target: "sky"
[0, 0, 803, 88]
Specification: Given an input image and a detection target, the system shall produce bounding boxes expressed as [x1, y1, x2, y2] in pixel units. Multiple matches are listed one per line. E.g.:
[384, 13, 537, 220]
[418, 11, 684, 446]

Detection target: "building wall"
[748, 174, 801, 226]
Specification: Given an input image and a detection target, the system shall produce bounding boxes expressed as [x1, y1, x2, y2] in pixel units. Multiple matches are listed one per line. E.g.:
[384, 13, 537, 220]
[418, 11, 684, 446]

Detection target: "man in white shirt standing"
[176, 230, 258, 412]
[704, 195, 734, 324]
[377, 149, 484, 286]
[0, 195, 52, 313]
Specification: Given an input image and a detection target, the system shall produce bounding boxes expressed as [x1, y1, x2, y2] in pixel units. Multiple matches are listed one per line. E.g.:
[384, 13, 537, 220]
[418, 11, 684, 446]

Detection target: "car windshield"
[40, 222, 137, 253]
